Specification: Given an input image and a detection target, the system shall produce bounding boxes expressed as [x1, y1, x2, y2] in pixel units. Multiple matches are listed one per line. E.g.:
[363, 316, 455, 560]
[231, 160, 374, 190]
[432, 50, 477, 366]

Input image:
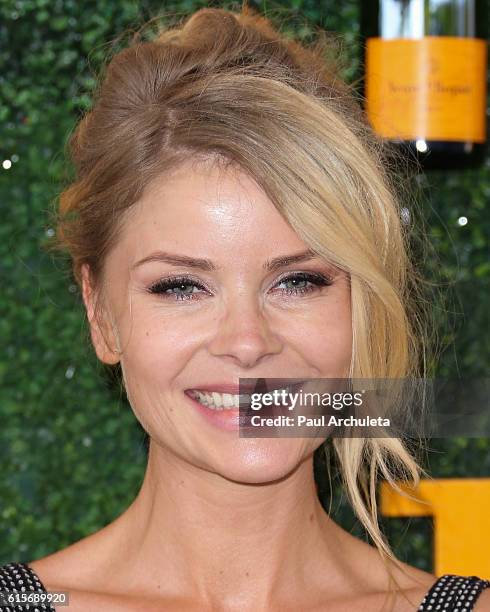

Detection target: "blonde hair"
[47, 3, 437, 607]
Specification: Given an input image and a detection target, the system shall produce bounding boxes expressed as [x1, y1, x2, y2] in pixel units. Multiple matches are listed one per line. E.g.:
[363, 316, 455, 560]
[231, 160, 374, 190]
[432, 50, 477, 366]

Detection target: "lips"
[185, 380, 307, 417]
[185, 380, 308, 432]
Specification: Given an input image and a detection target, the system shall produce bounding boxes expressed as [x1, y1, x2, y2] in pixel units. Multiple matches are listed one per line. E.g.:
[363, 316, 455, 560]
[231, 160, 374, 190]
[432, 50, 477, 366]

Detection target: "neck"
[101, 440, 361, 609]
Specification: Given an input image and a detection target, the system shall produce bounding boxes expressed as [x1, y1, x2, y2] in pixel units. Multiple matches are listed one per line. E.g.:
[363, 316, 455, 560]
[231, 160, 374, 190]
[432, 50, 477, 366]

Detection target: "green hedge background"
[1, 0, 489, 573]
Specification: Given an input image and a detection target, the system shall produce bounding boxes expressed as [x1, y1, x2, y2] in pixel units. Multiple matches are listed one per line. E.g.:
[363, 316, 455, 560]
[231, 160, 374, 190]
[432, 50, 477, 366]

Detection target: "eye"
[147, 276, 208, 301]
[147, 271, 333, 302]
[272, 272, 333, 296]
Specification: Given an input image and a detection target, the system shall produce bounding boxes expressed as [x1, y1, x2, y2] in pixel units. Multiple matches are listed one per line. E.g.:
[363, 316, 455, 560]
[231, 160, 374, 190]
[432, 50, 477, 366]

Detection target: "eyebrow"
[131, 249, 319, 273]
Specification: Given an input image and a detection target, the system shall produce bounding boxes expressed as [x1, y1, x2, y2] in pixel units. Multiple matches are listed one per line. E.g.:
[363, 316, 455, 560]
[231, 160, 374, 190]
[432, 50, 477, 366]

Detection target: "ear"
[81, 263, 120, 365]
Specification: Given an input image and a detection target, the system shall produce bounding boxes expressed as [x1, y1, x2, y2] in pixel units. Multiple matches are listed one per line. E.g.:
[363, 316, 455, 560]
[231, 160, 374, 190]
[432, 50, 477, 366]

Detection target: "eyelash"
[147, 272, 333, 302]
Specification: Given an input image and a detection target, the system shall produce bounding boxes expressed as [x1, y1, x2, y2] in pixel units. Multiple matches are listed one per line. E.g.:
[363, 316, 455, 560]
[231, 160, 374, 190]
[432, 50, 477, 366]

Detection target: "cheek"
[116, 318, 182, 416]
[118, 325, 189, 440]
[119, 307, 200, 373]
[300, 294, 352, 372]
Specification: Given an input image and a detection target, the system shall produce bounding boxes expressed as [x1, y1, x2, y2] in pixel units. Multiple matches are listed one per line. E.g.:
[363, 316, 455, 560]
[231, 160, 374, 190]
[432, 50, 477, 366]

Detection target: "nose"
[207, 295, 283, 369]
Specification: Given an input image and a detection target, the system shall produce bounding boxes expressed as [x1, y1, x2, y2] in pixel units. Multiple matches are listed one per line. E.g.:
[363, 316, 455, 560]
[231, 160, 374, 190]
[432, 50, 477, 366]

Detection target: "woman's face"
[83, 159, 352, 483]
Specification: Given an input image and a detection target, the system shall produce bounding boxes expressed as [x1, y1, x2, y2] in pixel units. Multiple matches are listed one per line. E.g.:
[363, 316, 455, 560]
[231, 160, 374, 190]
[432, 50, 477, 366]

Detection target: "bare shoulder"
[475, 588, 490, 611]
[28, 547, 159, 612]
[27, 521, 119, 592]
[325, 525, 438, 611]
[26, 528, 201, 612]
[27, 551, 201, 612]
[28, 546, 87, 589]
[378, 561, 438, 612]
[27, 544, 109, 612]
[347, 528, 437, 589]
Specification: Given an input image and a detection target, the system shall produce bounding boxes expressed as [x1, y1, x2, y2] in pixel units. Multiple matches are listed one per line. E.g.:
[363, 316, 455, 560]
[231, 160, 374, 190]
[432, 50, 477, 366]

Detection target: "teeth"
[188, 386, 299, 410]
[189, 390, 249, 410]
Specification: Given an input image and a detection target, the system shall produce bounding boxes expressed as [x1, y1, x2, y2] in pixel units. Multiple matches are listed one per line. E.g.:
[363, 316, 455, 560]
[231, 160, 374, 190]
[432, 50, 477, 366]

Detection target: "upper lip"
[186, 380, 306, 394]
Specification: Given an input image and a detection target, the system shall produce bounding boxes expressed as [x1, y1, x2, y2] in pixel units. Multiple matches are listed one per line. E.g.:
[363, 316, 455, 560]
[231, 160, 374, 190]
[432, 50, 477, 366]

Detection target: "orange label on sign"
[365, 37, 487, 143]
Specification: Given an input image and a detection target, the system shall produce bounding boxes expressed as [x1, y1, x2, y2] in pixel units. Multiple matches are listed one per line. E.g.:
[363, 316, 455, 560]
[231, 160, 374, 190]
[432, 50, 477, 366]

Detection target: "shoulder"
[25, 517, 122, 592]
[334, 529, 439, 610]
[475, 589, 490, 611]
[345, 530, 490, 611]
[384, 566, 439, 612]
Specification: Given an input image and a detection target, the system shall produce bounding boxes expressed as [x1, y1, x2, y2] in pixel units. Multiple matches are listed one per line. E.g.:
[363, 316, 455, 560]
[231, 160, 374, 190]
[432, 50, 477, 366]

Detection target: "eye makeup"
[146, 271, 334, 302]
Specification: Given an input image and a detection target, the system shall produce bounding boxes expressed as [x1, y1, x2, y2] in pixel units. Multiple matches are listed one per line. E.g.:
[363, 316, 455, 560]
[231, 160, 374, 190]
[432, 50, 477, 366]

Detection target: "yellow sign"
[380, 478, 490, 578]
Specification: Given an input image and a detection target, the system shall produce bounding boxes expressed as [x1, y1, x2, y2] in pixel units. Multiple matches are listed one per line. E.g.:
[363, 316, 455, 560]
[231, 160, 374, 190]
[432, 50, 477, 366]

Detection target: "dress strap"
[418, 573, 490, 611]
[0, 562, 55, 611]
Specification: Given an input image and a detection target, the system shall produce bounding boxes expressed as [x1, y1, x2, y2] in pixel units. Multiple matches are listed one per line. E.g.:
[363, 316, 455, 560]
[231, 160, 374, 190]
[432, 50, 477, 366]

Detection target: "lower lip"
[184, 391, 249, 432]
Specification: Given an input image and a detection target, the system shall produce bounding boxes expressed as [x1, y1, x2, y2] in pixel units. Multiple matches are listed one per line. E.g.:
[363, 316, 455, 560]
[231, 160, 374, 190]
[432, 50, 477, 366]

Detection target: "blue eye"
[273, 272, 333, 296]
[147, 272, 333, 302]
[148, 276, 208, 301]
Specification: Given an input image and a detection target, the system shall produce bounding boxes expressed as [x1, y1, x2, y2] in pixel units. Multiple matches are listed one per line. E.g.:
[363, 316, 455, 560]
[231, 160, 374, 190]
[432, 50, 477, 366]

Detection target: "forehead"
[116, 160, 308, 256]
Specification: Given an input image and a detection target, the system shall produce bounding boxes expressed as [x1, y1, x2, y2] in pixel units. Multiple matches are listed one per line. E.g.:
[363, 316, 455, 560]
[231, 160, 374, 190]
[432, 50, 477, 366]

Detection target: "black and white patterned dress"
[0, 562, 489, 611]
[0, 563, 55, 611]
[417, 573, 490, 611]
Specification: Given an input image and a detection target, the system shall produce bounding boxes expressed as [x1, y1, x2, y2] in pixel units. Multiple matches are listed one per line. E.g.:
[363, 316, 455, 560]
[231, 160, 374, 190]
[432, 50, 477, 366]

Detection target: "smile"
[187, 390, 251, 410]
[187, 383, 304, 411]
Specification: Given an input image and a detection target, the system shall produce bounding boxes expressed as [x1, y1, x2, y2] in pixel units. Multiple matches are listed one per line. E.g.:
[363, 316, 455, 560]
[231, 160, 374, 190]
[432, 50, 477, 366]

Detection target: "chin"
[211, 438, 314, 485]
